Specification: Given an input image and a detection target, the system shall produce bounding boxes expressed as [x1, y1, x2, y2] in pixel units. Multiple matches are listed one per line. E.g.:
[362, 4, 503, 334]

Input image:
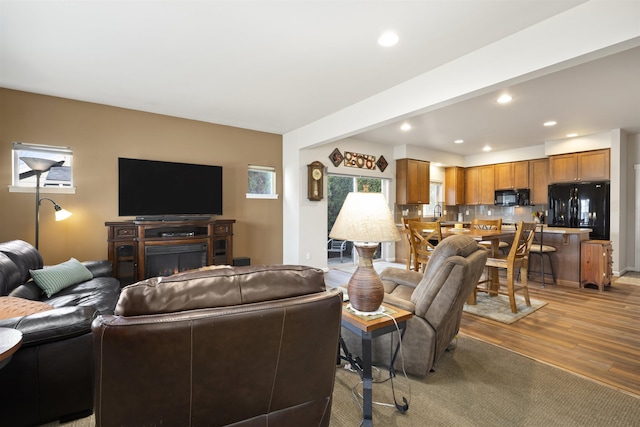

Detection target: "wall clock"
[307, 161, 324, 201]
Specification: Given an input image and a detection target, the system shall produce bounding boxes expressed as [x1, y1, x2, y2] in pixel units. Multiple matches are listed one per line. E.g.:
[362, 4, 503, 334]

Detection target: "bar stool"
[528, 223, 557, 287]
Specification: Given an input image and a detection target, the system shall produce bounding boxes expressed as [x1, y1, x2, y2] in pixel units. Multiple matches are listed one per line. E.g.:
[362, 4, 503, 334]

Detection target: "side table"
[0, 327, 23, 369]
[339, 302, 412, 427]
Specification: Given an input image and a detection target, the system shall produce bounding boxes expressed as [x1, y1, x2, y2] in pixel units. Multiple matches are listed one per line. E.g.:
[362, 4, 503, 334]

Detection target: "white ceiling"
[1, 1, 639, 156]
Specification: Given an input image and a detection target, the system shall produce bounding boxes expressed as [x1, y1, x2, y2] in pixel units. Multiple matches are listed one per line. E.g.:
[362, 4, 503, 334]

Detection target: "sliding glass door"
[327, 175, 391, 264]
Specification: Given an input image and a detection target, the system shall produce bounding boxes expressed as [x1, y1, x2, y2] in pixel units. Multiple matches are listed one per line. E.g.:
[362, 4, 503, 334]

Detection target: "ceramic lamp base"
[347, 243, 384, 312]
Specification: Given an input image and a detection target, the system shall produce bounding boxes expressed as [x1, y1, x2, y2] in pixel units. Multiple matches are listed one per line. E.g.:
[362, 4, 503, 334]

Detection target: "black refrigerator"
[547, 181, 610, 240]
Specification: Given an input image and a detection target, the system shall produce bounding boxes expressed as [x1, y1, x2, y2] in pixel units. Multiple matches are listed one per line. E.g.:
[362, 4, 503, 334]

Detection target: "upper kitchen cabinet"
[529, 158, 549, 205]
[396, 159, 430, 204]
[445, 166, 465, 206]
[549, 149, 610, 183]
[465, 165, 494, 205]
[494, 161, 529, 190]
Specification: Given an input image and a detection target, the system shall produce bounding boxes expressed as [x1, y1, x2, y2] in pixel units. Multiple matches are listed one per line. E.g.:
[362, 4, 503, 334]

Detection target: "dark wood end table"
[340, 302, 412, 427]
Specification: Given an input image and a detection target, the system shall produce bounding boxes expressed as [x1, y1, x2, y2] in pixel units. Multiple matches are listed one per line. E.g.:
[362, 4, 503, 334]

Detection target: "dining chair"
[528, 223, 557, 287]
[478, 221, 537, 313]
[401, 217, 420, 270]
[471, 218, 510, 253]
[408, 220, 442, 273]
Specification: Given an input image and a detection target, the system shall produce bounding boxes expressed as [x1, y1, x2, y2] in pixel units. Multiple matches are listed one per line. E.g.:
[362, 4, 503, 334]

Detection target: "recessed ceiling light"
[433, 162, 442, 167]
[483, 146, 492, 152]
[378, 31, 399, 47]
[400, 123, 411, 131]
[496, 94, 513, 104]
[544, 121, 557, 127]
[566, 133, 578, 138]
[454, 139, 464, 144]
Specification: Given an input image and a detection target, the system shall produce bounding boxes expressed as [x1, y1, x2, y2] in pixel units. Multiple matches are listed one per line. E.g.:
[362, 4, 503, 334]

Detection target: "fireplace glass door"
[145, 243, 208, 277]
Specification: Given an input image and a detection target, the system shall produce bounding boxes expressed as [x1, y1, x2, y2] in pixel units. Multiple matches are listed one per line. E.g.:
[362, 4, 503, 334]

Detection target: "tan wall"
[0, 89, 283, 265]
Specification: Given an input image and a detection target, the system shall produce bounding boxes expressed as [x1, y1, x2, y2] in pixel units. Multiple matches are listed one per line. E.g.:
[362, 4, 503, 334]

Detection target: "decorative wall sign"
[344, 151, 376, 170]
[329, 148, 343, 167]
[376, 156, 388, 172]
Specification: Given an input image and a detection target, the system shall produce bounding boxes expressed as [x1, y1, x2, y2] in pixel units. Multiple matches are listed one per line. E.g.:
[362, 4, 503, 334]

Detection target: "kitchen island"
[522, 226, 592, 288]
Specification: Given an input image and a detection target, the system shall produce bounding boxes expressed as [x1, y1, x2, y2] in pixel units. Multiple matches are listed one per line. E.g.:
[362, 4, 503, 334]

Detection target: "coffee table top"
[341, 302, 412, 333]
[0, 327, 23, 367]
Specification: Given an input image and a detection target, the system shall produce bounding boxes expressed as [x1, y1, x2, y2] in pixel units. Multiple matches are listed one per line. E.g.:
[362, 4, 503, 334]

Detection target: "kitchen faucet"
[434, 204, 442, 218]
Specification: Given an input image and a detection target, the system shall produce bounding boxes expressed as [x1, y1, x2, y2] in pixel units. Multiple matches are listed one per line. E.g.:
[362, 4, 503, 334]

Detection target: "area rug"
[40, 336, 640, 427]
[463, 293, 547, 324]
[614, 275, 640, 286]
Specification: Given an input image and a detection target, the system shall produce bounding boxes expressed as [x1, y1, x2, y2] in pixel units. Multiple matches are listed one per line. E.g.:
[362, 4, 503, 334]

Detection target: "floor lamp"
[329, 192, 400, 312]
[20, 157, 72, 249]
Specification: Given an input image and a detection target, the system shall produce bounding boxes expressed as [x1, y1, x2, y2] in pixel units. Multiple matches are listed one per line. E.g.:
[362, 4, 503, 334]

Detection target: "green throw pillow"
[30, 258, 94, 297]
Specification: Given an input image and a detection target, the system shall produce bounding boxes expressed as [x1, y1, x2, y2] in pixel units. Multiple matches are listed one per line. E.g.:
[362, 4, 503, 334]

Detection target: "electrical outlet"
[488, 210, 492, 216]
[465, 210, 469, 215]
[305, 252, 311, 260]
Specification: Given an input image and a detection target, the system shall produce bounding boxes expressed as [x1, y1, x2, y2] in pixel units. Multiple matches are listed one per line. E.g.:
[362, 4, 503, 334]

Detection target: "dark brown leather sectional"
[92, 265, 343, 427]
[0, 240, 121, 427]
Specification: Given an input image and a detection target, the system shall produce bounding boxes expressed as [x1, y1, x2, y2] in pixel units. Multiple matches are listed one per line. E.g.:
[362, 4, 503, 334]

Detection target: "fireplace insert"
[145, 243, 208, 277]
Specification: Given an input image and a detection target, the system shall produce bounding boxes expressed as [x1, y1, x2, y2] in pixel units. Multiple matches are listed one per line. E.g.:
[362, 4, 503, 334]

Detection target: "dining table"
[441, 227, 517, 303]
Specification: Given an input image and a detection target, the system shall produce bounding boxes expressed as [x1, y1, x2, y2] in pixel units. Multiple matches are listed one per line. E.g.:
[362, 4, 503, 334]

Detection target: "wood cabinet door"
[396, 159, 429, 204]
[479, 165, 495, 205]
[445, 166, 465, 205]
[513, 161, 529, 189]
[465, 167, 479, 205]
[578, 149, 610, 181]
[529, 158, 549, 205]
[549, 153, 578, 183]
[494, 163, 514, 189]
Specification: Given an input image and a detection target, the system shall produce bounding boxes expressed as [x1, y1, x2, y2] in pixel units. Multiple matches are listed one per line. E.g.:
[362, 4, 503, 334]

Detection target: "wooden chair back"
[408, 220, 442, 273]
[471, 218, 503, 231]
[401, 217, 420, 270]
[483, 221, 537, 313]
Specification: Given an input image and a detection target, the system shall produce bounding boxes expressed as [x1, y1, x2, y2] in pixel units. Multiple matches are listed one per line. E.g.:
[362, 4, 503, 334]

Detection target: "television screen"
[118, 158, 223, 219]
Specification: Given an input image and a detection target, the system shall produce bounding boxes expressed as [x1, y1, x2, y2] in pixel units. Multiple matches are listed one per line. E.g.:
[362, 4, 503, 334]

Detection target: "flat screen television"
[118, 157, 223, 220]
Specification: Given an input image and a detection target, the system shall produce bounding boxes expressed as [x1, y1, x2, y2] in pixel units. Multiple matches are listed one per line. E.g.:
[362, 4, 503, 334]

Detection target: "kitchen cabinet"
[495, 161, 529, 190]
[465, 165, 494, 205]
[580, 240, 612, 291]
[445, 166, 465, 205]
[549, 149, 610, 183]
[396, 159, 430, 204]
[529, 158, 549, 205]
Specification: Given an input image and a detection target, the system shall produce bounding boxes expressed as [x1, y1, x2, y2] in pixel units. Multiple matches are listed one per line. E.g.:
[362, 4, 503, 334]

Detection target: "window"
[422, 181, 444, 217]
[246, 165, 278, 199]
[11, 142, 75, 193]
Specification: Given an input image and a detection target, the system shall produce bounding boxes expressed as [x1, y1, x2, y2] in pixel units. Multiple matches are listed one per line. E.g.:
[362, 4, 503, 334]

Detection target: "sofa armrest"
[0, 306, 96, 346]
[379, 267, 423, 289]
[82, 260, 114, 278]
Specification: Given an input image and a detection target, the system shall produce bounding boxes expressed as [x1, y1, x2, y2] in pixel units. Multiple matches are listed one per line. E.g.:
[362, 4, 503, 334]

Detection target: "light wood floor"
[326, 265, 640, 398]
[460, 275, 640, 398]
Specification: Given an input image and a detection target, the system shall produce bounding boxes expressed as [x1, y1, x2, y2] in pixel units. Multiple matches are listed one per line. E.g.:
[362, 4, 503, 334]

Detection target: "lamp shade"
[329, 192, 400, 243]
[20, 157, 57, 172]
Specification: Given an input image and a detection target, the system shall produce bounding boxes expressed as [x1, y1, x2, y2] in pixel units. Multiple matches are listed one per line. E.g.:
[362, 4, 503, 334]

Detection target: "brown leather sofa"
[92, 265, 343, 427]
[0, 240, 121, 427]
[341, 235, 488, 377]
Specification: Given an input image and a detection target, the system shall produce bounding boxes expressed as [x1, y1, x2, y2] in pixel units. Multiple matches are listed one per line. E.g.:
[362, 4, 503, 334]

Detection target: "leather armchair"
[92, 265, 343, 427]
[341, 235, 488, 377]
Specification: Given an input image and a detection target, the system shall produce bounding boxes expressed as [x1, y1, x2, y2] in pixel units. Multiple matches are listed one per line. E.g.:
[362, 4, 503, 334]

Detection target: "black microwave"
[494, 189, 530, 206]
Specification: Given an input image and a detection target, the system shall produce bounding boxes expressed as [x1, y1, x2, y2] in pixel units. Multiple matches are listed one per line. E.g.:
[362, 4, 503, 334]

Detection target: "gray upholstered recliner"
[341, 235, 488, 377]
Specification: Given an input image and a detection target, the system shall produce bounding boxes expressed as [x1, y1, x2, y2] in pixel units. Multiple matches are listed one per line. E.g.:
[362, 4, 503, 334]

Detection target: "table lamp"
[20, 157, 72, 249]
[329, 192, 400, 312]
